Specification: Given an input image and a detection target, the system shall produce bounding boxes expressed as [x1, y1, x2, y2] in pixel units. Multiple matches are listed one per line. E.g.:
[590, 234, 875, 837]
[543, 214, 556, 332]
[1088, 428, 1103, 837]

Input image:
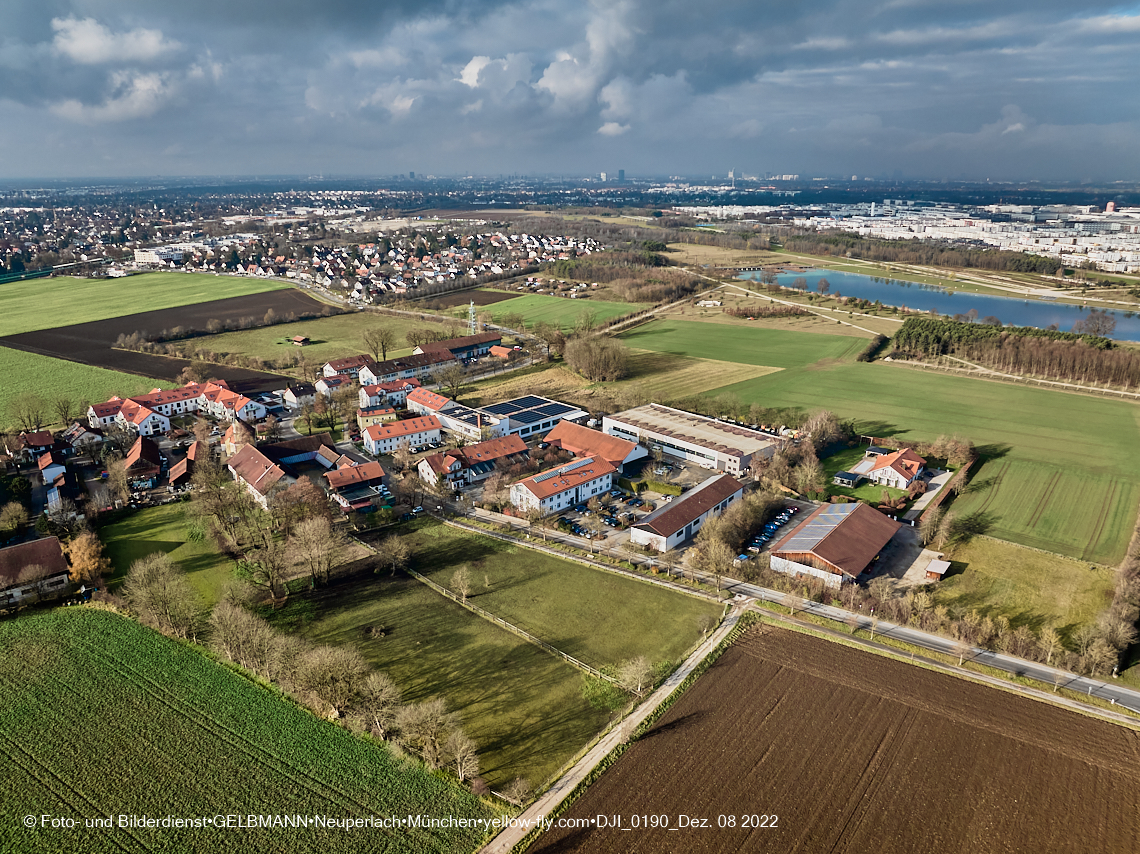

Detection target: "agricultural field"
[530, 626, 1140, 854]
[0, 345, 169, 431]
[402, 521, 722, 669]
[268, 565, 612, 789]
[0, 272, 288, 337]
[623, 319, 1140, 564]
[487, 294, 645, 329]
[0, 609, 495, 854]
[933, 537, 1115, 640]
[616, 350, 779, 401]
[168, 310, 434, 369]
[100, 502, 236, 606]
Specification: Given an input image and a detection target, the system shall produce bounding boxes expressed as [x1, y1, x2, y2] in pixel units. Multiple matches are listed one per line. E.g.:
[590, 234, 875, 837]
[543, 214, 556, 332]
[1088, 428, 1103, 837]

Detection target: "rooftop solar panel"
[512, 395, 549, 408]
[535, 403, 571, 417]
[511, 411, 544, 425]
[482, 402, 522, 415]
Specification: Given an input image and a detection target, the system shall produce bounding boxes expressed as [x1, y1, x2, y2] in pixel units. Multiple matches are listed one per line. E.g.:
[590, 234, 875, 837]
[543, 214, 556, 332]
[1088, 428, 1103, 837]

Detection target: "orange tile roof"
[407, 387, 453, 411]
[869, 448, 926, 480]
[227, 445, 285, 496]
[514, 457, 616, 500]
[544, 421, 637, 467]
[325, 461, 386, 491]
[364, 416, 442, 441]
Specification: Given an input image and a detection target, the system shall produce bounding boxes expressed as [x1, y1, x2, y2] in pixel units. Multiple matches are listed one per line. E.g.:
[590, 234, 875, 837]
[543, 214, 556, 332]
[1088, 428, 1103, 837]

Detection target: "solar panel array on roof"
[482, 401, 522, 415]
[510, 411, 543, 425]
[513, 395, 548, 408]
[536, 403, 572, 417]
[779, 503, 859, 552]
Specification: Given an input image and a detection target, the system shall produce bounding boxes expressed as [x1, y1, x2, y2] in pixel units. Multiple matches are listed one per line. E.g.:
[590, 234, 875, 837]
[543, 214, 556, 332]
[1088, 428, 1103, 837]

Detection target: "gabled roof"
[544, 421, 638, 467]
[185, 440, 205, 461]
[324, 354, 377, 372]
[417, 331, 501, 353]
[0, 537, 69, 585]
[513, 456, 616, 500]
[90, 398, 124, 418]
[772, 502, 901, 578]
[457, 434, 528, 465]
[362, 378, 421, 395]
[365, 416, 442, 442]
[285, 382, 317, 397]
[633, 474, 744, 538]
[407, 387, 454, 412]
[118, 400, 160, 426]
[325, 461, 386, 491]
[125, 437, 163, 473]
[227, 444, 285, 496]
[869, 448, 926, 481]
[37, 452, 62, 471]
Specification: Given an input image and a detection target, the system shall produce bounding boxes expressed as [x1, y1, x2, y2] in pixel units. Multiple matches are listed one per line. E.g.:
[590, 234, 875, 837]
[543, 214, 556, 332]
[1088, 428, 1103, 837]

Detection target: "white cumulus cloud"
[51, 17, 179, 65]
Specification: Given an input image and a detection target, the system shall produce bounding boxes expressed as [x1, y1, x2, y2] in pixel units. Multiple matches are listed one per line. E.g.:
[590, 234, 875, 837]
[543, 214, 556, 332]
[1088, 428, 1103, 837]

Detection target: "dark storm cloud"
[0, 0, 1137, 179]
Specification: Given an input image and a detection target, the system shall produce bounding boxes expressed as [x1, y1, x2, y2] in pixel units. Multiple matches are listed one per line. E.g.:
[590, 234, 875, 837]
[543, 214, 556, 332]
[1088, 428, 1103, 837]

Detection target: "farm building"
[363, 416, 442, 456]
[168, 440, 206, 486]
[925, 559, 951, 582]
[292, 335, 310, 346]
[489, 345, 513, 359]
[124, 437, 164, 488]
[418, 434, 529, 488]
[0, 537, 72, 608]
[603, 404, 777, 476]
[542, 421, 648, 470]
[510, 456, 616, 514]
[630, 474, 744, 552]
[849, 448, 926, 490]
[770, 502, 901, 588]
[227, 445, 288, 509]
[478, 395, 588, 439]
[414, 331, 501, 360]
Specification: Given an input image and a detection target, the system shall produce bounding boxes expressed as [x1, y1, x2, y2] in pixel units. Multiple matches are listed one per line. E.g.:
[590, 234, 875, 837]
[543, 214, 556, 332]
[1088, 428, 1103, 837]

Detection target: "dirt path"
[478, 603, 748, 854]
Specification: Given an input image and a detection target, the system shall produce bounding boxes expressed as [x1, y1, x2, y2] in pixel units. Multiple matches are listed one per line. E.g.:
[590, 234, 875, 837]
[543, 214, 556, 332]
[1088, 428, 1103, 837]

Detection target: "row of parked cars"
[745, 506, 800, 554]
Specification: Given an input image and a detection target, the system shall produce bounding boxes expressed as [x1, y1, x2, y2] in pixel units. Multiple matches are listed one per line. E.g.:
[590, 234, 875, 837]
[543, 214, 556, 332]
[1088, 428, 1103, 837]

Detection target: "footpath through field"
[478, 603, 748, 854]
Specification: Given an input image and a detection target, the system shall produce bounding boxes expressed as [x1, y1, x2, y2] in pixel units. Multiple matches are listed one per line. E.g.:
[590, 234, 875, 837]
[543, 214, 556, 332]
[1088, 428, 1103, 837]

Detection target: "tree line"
[784, 233, 1064, 275]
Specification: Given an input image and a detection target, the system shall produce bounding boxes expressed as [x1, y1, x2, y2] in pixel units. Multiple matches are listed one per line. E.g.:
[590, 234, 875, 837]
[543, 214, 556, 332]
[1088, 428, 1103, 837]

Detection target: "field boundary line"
[481, 605, 750, 854]
[1082, 479, 1119, 563]
[401, 565, 620, 685]
[1026, 470, 1061, 530]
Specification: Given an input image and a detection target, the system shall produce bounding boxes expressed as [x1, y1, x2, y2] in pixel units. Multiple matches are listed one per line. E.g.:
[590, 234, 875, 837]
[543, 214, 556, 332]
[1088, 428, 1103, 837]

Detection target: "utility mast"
[468, 300, 477, 334]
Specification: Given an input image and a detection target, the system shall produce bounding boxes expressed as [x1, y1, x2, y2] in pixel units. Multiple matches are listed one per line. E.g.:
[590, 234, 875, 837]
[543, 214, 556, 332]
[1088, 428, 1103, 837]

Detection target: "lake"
[736, 268, 1140, 341]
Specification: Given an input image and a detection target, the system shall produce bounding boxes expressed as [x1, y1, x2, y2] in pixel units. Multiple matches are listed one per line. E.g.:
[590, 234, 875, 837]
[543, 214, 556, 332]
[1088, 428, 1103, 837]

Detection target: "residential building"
[283, 383, 317, 410]
[414, 331, 502, 360]
[38, 452, 66, 485]
[0, 537, 72, 608]
[357, 406, 398, 430]
[359, 378, 421, 408]
[322, 355, 378, 378]
[859, 448, 926, 490]
[542, 421, 648, 470]
[5, 431, 55, 462]
[116, 399, 170, 437]
[60, 422, 103, 452]
[630, 474, 744, 552]
[603, 404, 777, 475]
[770, 502, 901, 588]
[406, 387, 459, 416]
[325, 461, 387, 512]
[509, 456, 615, 514]
[417, 434, 529, 488]
[358, 351, 457, 386]
[362, 416, 442, 456]
[124, 437, 164, 488]
[88, 398, 124, 428]
[227, 444, 288, 509]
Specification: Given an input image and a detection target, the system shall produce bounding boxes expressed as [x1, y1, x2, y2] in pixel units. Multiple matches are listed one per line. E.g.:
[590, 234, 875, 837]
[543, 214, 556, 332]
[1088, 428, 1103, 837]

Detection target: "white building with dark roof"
[630, 474, 744, 552]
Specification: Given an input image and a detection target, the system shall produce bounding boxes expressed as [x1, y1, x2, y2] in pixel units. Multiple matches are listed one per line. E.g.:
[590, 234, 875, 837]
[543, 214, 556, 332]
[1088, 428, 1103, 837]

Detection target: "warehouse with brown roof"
[630, 474, 744, 552]
[770, 502, 901, 588]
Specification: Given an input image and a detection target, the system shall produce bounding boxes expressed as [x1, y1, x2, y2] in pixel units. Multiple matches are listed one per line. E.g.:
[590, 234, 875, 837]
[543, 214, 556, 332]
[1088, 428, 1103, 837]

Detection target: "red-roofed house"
[116, 399, 170, 437]
[315, 375, 354, 397]
[406, 387, 458, 415]
[489, 345, 513, 359]
[88, 397, 124, 428]
[363, 416, 442, 456]
[37, 452, 66, 484]
[124, 437, 164, 487]
[417, 434, 528, 487]
[866, 449, 926, 490]
[322, 355, 378, 378]
[227, 444, 287, 509]
[357, 406, 397, 430]
[324, 461, 388, 511]
[509, 457, 616, 514]
[543, 421, 648, 469]
[359, 378, 421, 408]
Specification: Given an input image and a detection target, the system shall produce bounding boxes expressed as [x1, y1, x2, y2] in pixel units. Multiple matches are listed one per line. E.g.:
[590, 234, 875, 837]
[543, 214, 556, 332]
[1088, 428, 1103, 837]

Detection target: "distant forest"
[889, 317, 1140, 389]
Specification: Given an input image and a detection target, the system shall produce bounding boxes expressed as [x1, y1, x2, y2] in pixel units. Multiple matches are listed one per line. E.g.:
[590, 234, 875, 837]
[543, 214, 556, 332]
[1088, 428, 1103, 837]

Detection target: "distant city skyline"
[0, 1, 1138, 181]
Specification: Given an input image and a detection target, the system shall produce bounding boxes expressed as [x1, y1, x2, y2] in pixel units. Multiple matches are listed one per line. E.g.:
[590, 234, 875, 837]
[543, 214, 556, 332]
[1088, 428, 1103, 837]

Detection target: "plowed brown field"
[530, 627, 1140, 854]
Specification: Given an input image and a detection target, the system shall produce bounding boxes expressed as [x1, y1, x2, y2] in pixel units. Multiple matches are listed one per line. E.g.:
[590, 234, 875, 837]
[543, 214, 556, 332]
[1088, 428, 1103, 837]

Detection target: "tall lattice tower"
[468, 300, 477, 334]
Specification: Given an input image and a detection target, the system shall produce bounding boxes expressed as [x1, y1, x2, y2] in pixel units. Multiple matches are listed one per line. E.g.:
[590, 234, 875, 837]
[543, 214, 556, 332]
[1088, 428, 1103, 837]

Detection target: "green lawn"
[0, 609, 494, 854]
[100, 502, 236, 606]
[403, 522, 722, 669]
[0, 345, 170, 431]
[174, 311, 438, 368]
[619, 318, 865, 369]
[0, 272, 288, 336]
[269, 567, 611, 789]
[488, 294, 645, 330]
[623, 320, 1140, 564]
[933, 537, 1115, 643]
[820, 445, 909, 504]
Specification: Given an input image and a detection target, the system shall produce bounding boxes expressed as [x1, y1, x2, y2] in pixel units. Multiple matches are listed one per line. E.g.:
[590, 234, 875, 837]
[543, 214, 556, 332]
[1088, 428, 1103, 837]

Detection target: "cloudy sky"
[1, 0, 1138, 181]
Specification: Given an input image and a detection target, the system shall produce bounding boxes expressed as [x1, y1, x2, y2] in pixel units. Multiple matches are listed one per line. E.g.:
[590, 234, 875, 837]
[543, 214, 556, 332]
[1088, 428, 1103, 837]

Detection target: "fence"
[405, 566, 619, 685]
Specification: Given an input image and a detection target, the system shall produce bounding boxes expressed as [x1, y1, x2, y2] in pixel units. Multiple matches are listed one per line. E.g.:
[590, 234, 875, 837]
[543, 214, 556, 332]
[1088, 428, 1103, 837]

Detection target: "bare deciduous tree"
[375, 534, 410, 576]
[354, 672, 402, 740]
[363, 327, 397, 362]
[446, 728, 479, 783]
[617, 655, 652, 695]
[397, 698, 453, 769]
[451, 566, 472, 603]
[292, 516, 345, 586]
[122, 553, 201, 640]
[297, 644, 370, 718]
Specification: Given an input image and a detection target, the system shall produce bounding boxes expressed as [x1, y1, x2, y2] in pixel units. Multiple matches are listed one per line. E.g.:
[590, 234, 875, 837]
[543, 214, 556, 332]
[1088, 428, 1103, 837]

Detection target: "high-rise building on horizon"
[600, 172, 607, 182]
[618, 169, 625, 182]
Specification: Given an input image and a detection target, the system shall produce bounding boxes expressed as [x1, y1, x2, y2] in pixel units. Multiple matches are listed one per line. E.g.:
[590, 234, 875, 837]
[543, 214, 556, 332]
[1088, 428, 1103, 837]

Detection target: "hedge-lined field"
[488, 294, 644, 329]
[0, 609, 495, 854]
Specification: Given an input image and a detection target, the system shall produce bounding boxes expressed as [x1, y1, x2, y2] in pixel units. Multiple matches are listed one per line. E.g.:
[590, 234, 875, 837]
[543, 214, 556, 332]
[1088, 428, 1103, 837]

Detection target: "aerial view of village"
[2, 3, 1140, 853]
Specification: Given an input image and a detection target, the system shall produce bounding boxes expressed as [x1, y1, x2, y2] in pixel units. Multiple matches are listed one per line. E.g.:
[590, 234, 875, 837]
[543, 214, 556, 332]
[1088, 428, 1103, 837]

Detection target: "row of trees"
[784, 233, 1064, 275]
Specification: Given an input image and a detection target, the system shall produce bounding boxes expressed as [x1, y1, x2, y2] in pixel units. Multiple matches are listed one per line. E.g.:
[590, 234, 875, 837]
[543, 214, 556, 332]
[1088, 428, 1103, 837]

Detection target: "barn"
[770, 502, 901, 588]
